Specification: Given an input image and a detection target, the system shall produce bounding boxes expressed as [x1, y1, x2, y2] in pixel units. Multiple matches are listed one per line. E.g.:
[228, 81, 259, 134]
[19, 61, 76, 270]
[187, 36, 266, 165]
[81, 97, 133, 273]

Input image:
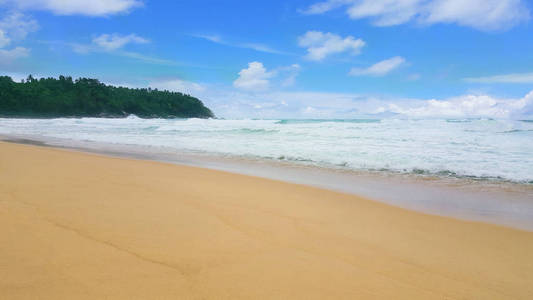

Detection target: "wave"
[237, 128, 279, 134]
[287, 158, 532, 183]
[266, 154, 533, 184]
[275, 119, 380, 125]
[446, 119, 473, 123]
[1, 117, 531, 184]
[499, 129, 533, 134]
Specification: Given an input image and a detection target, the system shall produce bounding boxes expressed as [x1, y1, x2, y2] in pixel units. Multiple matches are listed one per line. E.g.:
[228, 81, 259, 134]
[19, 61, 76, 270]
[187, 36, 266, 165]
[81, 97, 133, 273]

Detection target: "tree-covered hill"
[0, 75, 214, 118]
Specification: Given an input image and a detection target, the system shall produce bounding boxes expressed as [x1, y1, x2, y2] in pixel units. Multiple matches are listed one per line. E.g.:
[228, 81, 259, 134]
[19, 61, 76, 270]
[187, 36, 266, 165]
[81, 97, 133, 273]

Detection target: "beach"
[1, 141, 532, 299]
[2, 117, 532, 230]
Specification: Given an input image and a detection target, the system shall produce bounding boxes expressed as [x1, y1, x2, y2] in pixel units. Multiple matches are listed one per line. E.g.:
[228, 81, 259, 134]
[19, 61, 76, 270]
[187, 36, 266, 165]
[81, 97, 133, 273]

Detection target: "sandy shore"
[1, 141, 532, 299]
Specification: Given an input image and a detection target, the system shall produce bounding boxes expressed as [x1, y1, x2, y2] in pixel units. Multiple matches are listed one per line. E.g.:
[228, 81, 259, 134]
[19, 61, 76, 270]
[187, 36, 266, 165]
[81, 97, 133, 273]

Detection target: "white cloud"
[239, 43, 284, 54]
[349, 56, 406, 76]
[298, 31, 365, 61]
[0, 12, 37, 63]
[301, 0, 530, 31]
[92, 33, 149, 51]
[347, 0, 421, 26]
[233, 62, 274, 91]
[149, 79, 206, 95]
[387, 93, 533, 118]
[423, 0, 529, 31]
[0, 46, 30, 61]
[2, 0, 143, 16]
[232, 62, 301, 92]
[116, 77, 533, 119]
[204, 88, 533, 119]
[0, 12, 38, 41]
[302, 0, 353, 14]
[464, 72, 533, 84]
[193, 34, 222, 43]
[281, 64, 301, 87]
[191, 34, 287, 55]
[45, 37, 176, 66]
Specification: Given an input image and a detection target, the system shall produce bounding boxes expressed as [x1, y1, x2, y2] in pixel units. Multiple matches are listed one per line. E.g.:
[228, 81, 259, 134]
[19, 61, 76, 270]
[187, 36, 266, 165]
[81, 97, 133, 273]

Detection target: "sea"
[1, 116, 532, 229]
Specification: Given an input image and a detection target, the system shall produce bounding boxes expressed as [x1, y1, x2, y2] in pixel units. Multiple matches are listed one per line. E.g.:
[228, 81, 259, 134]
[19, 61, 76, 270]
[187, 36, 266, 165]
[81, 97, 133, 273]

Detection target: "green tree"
[0, 75, 214, 119]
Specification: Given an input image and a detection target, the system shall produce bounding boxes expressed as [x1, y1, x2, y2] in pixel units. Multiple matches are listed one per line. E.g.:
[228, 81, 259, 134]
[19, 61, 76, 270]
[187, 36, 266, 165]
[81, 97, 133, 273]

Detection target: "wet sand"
[3, 133, 533, 231]
[1, 141, 533, 299]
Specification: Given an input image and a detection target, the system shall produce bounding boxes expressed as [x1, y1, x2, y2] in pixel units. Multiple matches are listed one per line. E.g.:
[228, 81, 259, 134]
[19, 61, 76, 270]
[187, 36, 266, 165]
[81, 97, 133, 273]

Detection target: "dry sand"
[1, 141, 532, 299]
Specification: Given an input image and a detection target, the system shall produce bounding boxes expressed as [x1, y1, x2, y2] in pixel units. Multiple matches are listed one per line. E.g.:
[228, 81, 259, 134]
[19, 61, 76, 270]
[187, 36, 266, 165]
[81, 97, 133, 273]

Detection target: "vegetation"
[0, 75, 214, 118]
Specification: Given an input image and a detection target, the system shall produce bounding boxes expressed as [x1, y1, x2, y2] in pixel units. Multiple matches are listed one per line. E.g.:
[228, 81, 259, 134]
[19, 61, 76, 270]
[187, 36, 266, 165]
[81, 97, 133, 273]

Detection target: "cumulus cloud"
[346, 0, 421, 26]
[0, 12, 38, 42]
[121, 76, 533, 119]
[387, 93, 533, 118]
[0, 12, 37, 64]
[92, 33, 149, 51]
[301, 0, 530, 31]
[232, 62, 302, 92]
[298, 31, 365, 61]
[1, 0, 143, 17]
[349, 56, 406, 76]
[423, 0, 529, 31]
[464, 72, 533, 84]
[205, 88, 533, 119]
[233, 62, 274, 91]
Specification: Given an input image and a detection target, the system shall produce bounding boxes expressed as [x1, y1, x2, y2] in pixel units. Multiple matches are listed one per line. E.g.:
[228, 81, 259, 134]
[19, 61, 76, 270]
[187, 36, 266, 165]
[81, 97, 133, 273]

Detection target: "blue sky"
[1, 0, 532, 118]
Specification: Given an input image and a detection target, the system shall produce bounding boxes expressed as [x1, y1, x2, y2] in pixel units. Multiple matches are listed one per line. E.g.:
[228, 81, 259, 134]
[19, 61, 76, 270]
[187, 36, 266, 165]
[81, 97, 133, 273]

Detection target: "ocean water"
[1, 116, 532, 184]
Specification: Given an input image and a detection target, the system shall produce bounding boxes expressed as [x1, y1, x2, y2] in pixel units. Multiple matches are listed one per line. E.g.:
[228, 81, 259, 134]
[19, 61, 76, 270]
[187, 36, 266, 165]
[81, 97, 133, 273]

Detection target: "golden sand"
[1, 141, 532, 299]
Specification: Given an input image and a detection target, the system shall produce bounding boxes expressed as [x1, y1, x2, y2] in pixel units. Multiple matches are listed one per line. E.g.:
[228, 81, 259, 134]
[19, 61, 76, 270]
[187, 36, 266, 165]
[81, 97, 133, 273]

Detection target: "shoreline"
[2, 116, 531, 184]
[2, 133, 533, 231]
[1, 141, 533, 299]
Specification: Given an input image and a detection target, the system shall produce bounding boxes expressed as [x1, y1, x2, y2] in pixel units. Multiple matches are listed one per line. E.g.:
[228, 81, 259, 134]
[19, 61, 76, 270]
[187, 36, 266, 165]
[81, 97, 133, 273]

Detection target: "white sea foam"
[1, 116, 532, 183]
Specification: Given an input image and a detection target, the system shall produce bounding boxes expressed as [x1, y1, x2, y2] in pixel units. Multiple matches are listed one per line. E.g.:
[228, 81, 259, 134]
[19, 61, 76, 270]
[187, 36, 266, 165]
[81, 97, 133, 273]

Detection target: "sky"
[0, 0, 532, 119]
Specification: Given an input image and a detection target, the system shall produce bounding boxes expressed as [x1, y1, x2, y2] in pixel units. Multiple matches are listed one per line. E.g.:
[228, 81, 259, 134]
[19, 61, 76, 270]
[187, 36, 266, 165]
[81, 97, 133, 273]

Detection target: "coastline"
[1, 141, 533, 299]
[2, 133, 533, 231]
